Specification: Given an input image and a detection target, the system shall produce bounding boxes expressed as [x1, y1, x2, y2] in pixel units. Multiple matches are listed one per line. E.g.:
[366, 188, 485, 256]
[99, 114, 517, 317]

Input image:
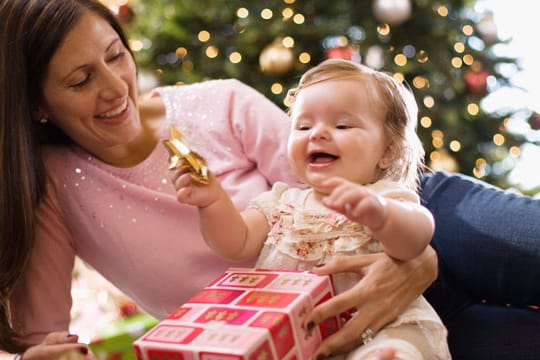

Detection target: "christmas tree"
[118, 0, 532, 189]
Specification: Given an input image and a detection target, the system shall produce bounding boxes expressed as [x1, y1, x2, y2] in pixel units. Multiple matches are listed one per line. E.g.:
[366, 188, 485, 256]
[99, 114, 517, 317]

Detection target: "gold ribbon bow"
[163, 125, 209, 184]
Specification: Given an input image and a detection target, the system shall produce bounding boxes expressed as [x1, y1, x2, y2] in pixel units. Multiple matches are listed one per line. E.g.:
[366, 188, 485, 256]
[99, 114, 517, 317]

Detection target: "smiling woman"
[0, 0, 301, 356]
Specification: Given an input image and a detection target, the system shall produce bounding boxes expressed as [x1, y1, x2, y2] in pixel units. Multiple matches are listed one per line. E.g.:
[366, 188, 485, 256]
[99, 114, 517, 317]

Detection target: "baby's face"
[287, 78, 392, 193]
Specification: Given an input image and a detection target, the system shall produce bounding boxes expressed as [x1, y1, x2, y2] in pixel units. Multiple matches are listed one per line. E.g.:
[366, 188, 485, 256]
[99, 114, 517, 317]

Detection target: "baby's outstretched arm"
[171, 167, 268, 261]
[321, 177, 434, 260]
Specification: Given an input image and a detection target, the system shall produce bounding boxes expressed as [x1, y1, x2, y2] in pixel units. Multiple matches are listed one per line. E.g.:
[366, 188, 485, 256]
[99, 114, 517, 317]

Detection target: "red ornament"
[465, 69, 489, 96]
[117, 5, 135, 25]
[326, 46, 354, 60]
[528, 112, 540, 130]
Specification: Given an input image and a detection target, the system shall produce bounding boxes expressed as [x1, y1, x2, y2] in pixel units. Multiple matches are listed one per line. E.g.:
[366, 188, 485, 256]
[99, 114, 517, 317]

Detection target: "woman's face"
[40, 10, 140, 159]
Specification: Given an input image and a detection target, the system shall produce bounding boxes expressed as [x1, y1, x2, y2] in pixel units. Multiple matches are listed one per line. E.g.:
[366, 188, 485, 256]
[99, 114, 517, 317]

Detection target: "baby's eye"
[295, 123, 311, 131]
[336, 124, 351, 129]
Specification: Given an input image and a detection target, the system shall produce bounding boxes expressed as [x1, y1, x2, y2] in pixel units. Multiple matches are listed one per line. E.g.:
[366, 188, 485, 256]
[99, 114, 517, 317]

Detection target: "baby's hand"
[171, 165, 221, 208]
[321, 177, 388, 231]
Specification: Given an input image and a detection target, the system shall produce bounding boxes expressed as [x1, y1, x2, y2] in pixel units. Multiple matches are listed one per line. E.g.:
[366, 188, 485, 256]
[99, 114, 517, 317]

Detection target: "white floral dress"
[249, 180, 450, 359]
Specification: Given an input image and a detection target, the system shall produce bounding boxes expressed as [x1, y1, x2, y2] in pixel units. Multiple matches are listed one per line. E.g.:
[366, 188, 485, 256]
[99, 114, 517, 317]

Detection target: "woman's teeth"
[100, 101, 127, 118]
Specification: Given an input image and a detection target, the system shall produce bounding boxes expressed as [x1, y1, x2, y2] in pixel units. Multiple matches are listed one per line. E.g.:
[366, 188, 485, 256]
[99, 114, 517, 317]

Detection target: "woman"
[0, 0, 436, 358]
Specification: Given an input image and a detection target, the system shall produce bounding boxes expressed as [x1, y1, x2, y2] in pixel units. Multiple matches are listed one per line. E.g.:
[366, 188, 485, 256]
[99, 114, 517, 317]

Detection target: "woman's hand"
[304, 247, 438, 358]
[19, 332, 91, 360]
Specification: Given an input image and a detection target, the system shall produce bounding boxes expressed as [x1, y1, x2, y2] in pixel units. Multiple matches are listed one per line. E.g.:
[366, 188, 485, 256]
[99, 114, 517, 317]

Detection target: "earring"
[39, 117, 48, 124]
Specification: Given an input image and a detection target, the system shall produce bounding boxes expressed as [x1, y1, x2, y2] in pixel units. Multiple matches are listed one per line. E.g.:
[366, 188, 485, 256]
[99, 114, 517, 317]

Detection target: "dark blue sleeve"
[420, 171, 540, 307]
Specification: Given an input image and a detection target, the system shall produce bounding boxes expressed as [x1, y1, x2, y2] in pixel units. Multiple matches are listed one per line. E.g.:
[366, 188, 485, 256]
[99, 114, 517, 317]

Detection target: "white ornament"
[365, 45, 385, 69]
[477, 13, 498, 45]
[372, 0, 412, 26]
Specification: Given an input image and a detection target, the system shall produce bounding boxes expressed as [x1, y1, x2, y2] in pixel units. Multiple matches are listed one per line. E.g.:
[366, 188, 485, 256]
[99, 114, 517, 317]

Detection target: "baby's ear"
[378, 142, 395, 169]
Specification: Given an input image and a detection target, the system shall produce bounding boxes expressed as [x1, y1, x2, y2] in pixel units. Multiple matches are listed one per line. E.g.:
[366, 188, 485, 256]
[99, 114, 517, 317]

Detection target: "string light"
[436, 5, 449, 17]
[293, 13, 305, 24]
[205, 46, 219, 58]
[298, 52, 311, 64]
[493, 133, 505, 146]
[261, 8, 273, 20]
[237, 8, 249, 18]
[449, 140, 461, 152]
[197, 30, 210, 42]
[282, 8, 294, 19]
[420, 116, 432, 128]
[454, 42, 465, 53]
[271, 83, 284, 94]
[467, 103, 480, 116]
[451, 57, 463, 68]
[228, 51, 242, 63]
[394, 53, 407, 66]
[423, 96, 435, 109]
[463, 54, 474, 65]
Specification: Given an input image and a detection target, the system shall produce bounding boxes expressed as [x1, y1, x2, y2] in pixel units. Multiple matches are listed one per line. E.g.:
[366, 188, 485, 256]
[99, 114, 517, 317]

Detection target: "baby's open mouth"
[309, 152, 338, 164]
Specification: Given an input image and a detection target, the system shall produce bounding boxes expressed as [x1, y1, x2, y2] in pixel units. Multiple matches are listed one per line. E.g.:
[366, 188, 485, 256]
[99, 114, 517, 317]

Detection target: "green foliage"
[127, 0, 529, 188]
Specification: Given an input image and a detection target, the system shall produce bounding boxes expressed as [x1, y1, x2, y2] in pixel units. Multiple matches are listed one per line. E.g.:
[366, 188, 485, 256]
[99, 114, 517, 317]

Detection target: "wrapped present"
[90, 313, 159, 360]
[133, 268, 340, 360]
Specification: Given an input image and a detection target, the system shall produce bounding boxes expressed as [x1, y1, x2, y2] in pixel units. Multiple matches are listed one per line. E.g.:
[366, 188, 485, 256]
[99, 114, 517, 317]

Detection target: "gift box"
[90, 313, 159, 360]
[133, 268, 340, 360]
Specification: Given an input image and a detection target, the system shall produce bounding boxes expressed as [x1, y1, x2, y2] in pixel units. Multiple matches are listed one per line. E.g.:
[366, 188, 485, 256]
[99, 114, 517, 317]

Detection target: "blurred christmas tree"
[114, 0, 532, 189]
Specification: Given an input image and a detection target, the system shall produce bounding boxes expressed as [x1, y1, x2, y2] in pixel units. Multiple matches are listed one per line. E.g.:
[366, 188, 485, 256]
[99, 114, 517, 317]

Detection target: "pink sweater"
[10, 79, 300, 343]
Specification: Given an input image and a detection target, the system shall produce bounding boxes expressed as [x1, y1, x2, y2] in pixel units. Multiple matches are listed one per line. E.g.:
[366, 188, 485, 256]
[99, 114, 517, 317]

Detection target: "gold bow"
[163, 125, 209, 184]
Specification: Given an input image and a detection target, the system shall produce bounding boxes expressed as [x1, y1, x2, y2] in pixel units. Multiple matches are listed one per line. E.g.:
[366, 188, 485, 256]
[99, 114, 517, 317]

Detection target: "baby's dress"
[249, 181, 450, 359]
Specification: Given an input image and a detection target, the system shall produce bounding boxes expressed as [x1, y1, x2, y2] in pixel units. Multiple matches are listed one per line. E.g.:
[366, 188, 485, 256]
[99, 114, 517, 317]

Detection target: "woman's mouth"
[97, 100, 128, 119]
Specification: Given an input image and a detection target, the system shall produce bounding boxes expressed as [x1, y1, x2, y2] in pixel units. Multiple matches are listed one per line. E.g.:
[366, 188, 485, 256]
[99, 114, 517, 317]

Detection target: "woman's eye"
[108, 51, 125, 62]
[71, 75, 91, 89]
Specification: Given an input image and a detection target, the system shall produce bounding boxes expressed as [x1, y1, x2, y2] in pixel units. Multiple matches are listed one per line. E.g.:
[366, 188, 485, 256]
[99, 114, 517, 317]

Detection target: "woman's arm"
[303, 247, 438, 358]
[421, 171, 540, 306]
[10, 183, 76, 346]
[227, 80, 302, 187]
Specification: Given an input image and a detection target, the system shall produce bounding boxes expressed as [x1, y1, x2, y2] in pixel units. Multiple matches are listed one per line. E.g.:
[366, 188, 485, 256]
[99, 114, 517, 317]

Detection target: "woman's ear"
[32, 108, 49, 124]
[378, 143, 395, 169]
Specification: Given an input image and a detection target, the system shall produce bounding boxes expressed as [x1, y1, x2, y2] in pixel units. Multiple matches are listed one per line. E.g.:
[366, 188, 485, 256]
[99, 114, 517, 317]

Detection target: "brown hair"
[286, 58, 425, 190]
[0, 0, 131, 352]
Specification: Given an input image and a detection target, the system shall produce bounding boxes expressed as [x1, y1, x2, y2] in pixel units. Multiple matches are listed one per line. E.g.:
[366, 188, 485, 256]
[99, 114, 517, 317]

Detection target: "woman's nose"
[100, 69, 127, 100]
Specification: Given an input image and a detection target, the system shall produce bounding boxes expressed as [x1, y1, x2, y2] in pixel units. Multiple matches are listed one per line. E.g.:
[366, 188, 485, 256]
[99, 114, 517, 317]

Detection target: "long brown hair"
[0, 0, 131, 352]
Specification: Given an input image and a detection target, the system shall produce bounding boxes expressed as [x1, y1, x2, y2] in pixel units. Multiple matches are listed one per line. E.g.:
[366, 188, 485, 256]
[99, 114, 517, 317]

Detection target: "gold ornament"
[259, 40, 294, 76]
[163, 125, 209, 184]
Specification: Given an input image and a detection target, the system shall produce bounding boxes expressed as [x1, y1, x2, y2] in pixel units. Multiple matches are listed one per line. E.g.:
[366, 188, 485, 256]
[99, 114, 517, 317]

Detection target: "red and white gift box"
[133, 268, 340, 360]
